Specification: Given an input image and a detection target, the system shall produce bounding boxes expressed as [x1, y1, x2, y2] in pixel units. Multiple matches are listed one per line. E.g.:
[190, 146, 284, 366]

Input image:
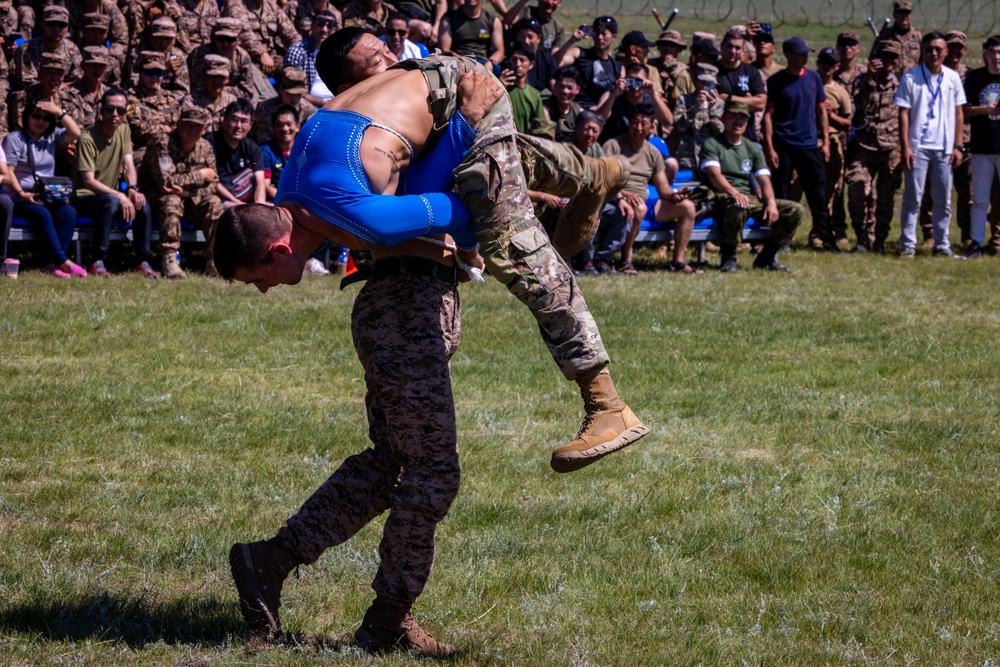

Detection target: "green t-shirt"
[699, 134, 770, 196]
[508, 84, 546, 136]
[601, 135, 666, 198]
[72, 123, 133, 196]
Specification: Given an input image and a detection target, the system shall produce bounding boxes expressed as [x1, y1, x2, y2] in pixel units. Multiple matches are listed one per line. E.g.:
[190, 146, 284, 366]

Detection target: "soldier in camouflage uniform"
[180, 53, 238, 131]
[61, 46, 109, 130]
[187, 18, 257, 103]
[127, 52, 182, 169]
[8, 50, 68, 131]
[845, 40, 902, 253]
[174, 0, 220, 54]
[78, 14, 122, 86]
[131, 16, 190, 94]
[253, 66, 315, 144]
[671, 65, 724, 173]
[12, 4, 80, 89]
[222, 0, 300, 74]
[68, 0, 127, 65]
[651, 29, 689, 101]
[142, 105, 224, 278]
[834, 31, 867, 93]
[817, 47, 853, 246]
[875, 0, 922, 73]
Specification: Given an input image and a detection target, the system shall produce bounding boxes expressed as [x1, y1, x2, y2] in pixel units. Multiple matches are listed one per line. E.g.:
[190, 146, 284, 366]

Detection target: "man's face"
[510, 52, 532, 80]
[273, 113, 299, 144]
[214, 33, 237, 57]
[151, 35, 174, 52]
[553, 76, 579, 103]
[346, 33, 399, 86]
[923, 38, 946, 68]
[879, 52, 899, 73]
[224, 110, 252, 142]
[625, 70, 647, 102]
[657, 42, 683, 60]
[894, 9, 911, 30]
[311, 15, 337, 45]
[82, 61, 107, 85]
[627, 44, 649, 65]
[785, 51, 808, 70]
[593, 28, 615, 51]
[536, 0, 561, 21]
[279, 88, 303, 105]
[139, 67, 164, 90]
[755, 40, 775, 57]
[721, 37, 743, 67]
[627, 112, 652, 142]
[573, 119, 601, 149]
[837, 40, 860, 61]
[82, 27, 106, 46]
[385, 19, 408, 52]
[39, 67, 65, 92]
[946, 42, 966, 63]
[517, 28, 541, 48]
[234, 253, 304, 293]
[42, 19, 67, 42]
[984, 44, 1000, 74]
[722, 110, 748, 137]
[177, 120, 206, 144]
[101, 94, 127, 131]
[205, 73, 228, 95]
[816, 59, 839, 77]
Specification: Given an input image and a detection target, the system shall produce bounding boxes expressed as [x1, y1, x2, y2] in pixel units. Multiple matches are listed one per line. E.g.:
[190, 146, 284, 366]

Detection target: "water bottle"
[336, 247, 349, 276]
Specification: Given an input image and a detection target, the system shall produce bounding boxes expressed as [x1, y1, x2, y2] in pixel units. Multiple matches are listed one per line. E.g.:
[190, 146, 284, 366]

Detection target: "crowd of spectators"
[2, 0, 1000, 280]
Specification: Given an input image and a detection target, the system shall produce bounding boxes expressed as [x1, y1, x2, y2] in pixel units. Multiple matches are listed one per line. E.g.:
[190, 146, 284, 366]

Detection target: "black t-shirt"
[209, 130, 264, 199]
[964, 66, 1000, 154]
[527, 49, 558, 95]
[574, 47, 621, 108]
[717, 62, 765, 141]
[598, 92, 655, 144]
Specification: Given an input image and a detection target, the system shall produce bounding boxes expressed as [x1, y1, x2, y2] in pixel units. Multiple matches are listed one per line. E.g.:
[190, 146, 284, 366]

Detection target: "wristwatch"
[127, 184, 140, 192]
[56, 109, 66, 121]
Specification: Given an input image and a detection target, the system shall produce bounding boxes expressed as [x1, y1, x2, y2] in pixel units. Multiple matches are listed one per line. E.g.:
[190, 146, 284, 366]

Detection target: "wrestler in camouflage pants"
[277, 272, 461, 608]
[400, 56, 609, 380]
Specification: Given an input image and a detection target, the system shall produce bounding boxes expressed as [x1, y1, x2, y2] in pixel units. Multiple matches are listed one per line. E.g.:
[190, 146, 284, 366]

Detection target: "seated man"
[209, 99, 267, 208]
[698, 100, 804, 272]
[70, 87, 155, 276]
[601, 103, 696, 274]
[215, 28, 644, 475]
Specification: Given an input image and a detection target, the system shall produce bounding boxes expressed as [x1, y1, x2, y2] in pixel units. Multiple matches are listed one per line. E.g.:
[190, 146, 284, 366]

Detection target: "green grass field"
[2, 242, 999, 665]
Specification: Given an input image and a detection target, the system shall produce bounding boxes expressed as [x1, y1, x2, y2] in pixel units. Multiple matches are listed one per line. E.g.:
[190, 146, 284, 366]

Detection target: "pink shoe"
[44, 264, 71, 279]
[65, 262, 87, 278]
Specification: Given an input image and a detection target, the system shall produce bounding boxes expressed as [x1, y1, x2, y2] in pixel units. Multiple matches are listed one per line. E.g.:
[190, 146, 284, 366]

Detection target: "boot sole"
[229, 542, 280, 640]
[355, 625, 458, 657]
[550, 422, 650, 473]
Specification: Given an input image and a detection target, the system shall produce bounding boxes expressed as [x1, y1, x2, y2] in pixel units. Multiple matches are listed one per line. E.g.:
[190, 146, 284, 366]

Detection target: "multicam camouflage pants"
[400, 56, 609, 381]
[688, 185, 804, 247]
[845, 144, 902, 247]
[156, 187, 224, 258]
[277, 271, 461, 608]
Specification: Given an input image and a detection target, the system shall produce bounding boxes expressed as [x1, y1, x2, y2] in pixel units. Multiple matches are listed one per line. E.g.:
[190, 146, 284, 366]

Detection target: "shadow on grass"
[0, 589, 240, 647]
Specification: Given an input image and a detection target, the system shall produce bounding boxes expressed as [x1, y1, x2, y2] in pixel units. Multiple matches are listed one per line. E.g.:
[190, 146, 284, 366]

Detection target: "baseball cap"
[837, 31, 861, 45]
[593, 16, 617, 33]
[204, 53, 230, 77]
[280, 67, 308, 94]
[893, 0, 912, 12]
[179, 105, 212, 126]
[151, 16, 178, 38]
[81, 45, 111, 65]
[513, 17, 542, 36]
[724, 100, 751, 116]
[817, 46, 840, 64]
[39, 51, 66, 70]
[139, 51, 166, 70]
[42, 5, 69, 24]
[782, 36, 812, 54]
[83, 12, 109, 31]
[945, 31, 967, 46]
[753, 31, 774, 44]
[877, 40, 902, 57]
[213, 17, 241, 38]
[692, 37, 720, 58]
[622, 30, 655, 48]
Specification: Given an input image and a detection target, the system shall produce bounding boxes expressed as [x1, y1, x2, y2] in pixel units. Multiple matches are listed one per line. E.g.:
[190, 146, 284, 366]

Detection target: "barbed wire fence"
[561, 0, 1000, 35]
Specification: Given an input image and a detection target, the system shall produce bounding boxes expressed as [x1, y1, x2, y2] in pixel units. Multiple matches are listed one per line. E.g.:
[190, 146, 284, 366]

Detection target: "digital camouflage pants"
[277, 272, 461, 608]
[156, 187, 224, 258]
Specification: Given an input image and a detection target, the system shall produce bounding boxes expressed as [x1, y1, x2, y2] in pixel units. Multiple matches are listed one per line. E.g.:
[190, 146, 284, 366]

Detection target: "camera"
[624, 77, 643, 90]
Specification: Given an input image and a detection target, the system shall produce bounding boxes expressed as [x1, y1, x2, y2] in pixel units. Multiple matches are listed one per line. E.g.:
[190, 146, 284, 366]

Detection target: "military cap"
[695, 62, 719, 76]
[945, 31, 967, 46]
[42, 5, 69, 23]
[837, 31, 861, 45]
[213, 17, 241, 38]
[179, 105, 212, 126]
[81, 46, 111, 65]
[692, 37, 720, 57]
[139, 51, 167, 70]
[656, 29, 686, 47]
[280, 67, 308, 94]
[697, 73, 717, 85]
[724, 100, 751, 116]
[151, 16, 178, 37]
[692, 31, 717, 43]
[83, 12, 109, 30]
[39, 51, 66, 70]
[893, 0, 912, 12]
[877, 40, 902, 56]
[204, 53, 230, 77]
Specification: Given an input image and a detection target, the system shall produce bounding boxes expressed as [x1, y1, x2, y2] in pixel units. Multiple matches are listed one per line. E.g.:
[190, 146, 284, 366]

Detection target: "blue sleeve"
[399, 111, 478, 196]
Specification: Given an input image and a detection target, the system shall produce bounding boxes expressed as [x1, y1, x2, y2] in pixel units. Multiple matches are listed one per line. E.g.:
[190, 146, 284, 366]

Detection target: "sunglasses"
[388, 28, 408, 36]
[315, 19, 338, 28]
[142, 69, 166, 77]
[103, 105, 127, 115]
[30, 112, 54, 122]
[45, 21, 68, 28]
[215, 35, 237, 43]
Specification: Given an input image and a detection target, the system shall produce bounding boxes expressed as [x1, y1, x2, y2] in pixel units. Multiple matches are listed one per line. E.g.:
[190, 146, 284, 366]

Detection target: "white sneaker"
[304, 257, 330, 275]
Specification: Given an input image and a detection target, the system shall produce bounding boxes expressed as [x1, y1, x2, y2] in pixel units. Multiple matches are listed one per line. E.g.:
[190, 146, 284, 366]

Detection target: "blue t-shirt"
[261, 140, 289, 187]
[766, 68, 827, 149]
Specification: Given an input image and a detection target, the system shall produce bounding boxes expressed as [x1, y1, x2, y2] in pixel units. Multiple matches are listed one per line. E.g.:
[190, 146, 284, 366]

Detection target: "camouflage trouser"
[516, 133, 591, 199]
[156, 188, 224, 258]
[689, 185, 804, 247]
[919, 148, 971, 244]
[820, 139, 848, 242]
[845, 143, 902, 246]
[401, 55, 608, 381]
[277, 271, 461, 608]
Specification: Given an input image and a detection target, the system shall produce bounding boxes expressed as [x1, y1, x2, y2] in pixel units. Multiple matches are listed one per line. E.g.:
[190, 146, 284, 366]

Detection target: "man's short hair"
[271, 103, 299, 127]
[577, 109, 604, 128]
[553, 65, 580, 84]
[387, 12, 409, 24]
[317, 26, 368, 92]
[223, 98, 254, 120]
[984, 35, 1000, 50]
[721, 27, 744, 46]
[215, 204, 290, 280]
[628, 102, 655, 120]
[508, 39, 536, 62]
[922, 31, 947, 45]
[101, 86, 126, 107]
[625, 62, 645, 76]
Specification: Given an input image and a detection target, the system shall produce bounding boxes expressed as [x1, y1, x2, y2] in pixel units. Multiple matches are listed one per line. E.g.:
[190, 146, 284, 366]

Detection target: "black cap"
[817, 46, 840, 64]
[753, 31, 774, 44]
[593, 16, 617, 33]
[621, 30, 655, 48]
[692, 37, 720, 57]
[513, 16, 542, 36]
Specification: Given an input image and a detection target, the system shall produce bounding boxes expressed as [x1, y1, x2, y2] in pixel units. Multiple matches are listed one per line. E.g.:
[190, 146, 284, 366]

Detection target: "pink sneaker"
[44, 264, 71, 279]
[65, 262, 87, 278]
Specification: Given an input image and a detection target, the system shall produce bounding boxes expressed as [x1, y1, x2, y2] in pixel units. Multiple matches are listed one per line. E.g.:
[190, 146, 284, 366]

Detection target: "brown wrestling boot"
[161, 250, 187, 280]
[552, 155, 631, 257]
[551, 368, 649, 473]
[355, 598, 457, 657]
[229, 538, 298, 640]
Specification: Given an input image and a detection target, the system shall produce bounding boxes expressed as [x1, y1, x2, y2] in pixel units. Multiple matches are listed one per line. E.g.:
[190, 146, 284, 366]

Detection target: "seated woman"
[2, 100, 83, 278]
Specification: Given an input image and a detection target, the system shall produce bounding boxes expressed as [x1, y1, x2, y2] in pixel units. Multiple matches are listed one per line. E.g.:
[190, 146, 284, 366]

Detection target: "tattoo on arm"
[373, 146, 400, 173]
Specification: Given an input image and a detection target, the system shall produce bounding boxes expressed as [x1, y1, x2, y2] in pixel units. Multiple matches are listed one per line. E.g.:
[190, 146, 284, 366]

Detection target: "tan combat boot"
[551, 368, 649, 473]
[355, 598, 457, 657]
[552, 155, 631, 257]
[204, 258, 219, 278]
[229, 538, 299, 641]
[161, 251, 187, 280]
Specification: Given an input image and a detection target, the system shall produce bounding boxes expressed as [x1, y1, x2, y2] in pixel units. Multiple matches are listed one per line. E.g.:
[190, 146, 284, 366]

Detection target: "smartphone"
[579, 24, 593, 37]
[759, 22, 772, 35]
[624, 77, 643, 90]
[704, 81, 716, 93]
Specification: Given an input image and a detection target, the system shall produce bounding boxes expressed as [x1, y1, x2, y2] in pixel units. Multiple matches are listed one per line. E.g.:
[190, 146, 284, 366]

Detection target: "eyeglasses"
[388, 28, 408, 36]
[228, 115, 252, 125]
[103, 105, 127, 115]
[216, 35, 237, 43]
[30, 112, 54, 122]
[315, 19, 338, 28]
[142, 69, 166, 77]
[881, 54, 899, 60]
[924, 46, 945, 53]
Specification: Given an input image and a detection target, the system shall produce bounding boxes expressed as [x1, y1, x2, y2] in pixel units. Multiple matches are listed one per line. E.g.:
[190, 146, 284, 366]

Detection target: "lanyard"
[920, 64, 944, 113]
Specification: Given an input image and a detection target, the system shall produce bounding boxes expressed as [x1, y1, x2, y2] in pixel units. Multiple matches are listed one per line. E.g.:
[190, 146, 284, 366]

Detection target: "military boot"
[550, 368, 649, 473]
[552, 155, 631, 257]
[229, 538, 299, 641]
[355, 597, 457, 657]
[161, 251, 187, 280]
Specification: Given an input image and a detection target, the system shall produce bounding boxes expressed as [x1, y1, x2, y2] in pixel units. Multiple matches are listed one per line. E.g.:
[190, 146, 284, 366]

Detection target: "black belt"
[340, 256, 459, 290]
